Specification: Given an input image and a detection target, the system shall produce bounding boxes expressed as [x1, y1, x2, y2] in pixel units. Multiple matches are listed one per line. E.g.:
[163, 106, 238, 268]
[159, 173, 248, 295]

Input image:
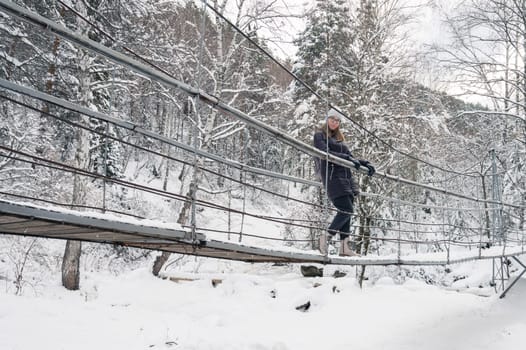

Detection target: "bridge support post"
[491, 256, 509, 294]
[499, 256, 526, 299]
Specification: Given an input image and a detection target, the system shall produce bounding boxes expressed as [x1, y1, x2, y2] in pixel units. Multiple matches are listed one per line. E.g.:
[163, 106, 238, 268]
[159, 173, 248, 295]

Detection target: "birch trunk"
[61, 47, 92, 289]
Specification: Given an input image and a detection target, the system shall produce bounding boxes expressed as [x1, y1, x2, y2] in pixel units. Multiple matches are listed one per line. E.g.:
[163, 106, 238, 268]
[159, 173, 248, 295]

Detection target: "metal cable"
[0, 191, 145, 219]
[0, 92, 323, 208]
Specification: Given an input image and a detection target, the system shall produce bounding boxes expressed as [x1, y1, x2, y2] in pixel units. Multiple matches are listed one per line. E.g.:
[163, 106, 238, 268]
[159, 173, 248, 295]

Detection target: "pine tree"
[292, 0, 355, 103]
[286, 0, 358, 185]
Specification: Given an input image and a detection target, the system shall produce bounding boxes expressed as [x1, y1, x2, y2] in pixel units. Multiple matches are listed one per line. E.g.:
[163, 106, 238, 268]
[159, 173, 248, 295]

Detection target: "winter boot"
[339, 237, 360, 257]
[318, 234, 328, 255]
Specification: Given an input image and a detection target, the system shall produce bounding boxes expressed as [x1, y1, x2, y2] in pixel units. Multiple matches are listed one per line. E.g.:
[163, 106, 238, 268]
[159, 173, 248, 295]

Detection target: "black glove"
[365, 163, 375, 177]
[358, 159, 375, 176]
[351, 158, 361, 170]
[343, 154, 360, 169]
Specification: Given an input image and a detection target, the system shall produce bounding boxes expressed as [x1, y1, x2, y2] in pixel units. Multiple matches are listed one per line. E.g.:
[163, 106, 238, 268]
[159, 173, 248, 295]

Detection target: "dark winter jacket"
[313, 131, 360, 201]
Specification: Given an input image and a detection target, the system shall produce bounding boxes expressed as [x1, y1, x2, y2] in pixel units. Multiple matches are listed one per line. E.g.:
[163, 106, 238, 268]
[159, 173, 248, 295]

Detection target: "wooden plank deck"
[0, 199, 320, 263]
[1, 199, 525, 266]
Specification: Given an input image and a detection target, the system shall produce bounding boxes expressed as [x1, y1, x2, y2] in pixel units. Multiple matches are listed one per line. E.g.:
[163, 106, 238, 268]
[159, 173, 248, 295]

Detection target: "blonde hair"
[319, 122, 345, 142]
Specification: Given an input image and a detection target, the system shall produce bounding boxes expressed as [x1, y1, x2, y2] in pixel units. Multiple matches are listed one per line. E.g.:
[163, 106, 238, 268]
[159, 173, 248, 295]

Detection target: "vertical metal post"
[491, 257, 496, 291]
[396, 200, 401, 263]
[322, 116, 329, 257]
[444, 206, 450, 264]
[227, 187, 232, 240]
[413, 205, 418, 254]
[102, 121, 109, 212]
[239, 169, 246, 243]
[477, 187, 484, 259]
[237, 130, 246, 243]
[102, 63, 116, 213]
[189, 0, 208, 242]
[443, 172, 450, 264]
[396, 153, 401, 263]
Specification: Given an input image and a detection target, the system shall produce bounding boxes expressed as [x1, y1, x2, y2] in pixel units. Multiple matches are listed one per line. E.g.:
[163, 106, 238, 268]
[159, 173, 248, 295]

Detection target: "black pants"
[328, 195, 354, 240]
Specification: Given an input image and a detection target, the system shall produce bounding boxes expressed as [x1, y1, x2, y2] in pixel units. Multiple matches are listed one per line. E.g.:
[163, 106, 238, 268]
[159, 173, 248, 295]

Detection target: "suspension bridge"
[0, 0, 525, 297]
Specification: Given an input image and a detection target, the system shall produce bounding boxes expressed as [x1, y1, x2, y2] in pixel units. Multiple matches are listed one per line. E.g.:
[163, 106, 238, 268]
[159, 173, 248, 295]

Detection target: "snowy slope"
[1, 262, 525, 350]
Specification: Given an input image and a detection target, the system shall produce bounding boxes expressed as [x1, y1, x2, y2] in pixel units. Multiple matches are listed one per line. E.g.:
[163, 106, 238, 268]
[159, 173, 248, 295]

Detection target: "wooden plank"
[1, 223, 98, 235]
[0, 200, 198, 241]
[0, 215, 33, 225]
[0, 221, 77, 233]
[124, 241, 293, 263]
[0, 220, 61, 231]
[3, 199, 525, 266]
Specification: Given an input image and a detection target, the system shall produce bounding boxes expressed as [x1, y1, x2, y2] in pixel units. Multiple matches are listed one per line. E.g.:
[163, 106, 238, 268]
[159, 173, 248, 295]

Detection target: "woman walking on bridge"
[313, 108, 375, 256]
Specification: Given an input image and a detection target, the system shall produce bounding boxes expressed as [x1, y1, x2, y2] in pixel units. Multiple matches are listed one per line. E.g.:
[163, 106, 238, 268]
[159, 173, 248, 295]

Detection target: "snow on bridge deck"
[1, 199, 524, 266]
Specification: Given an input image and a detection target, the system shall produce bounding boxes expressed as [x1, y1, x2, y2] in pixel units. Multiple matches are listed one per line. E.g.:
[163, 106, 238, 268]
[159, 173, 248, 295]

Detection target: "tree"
[50, 0, 135, 290]
[149, 0, 295, 275]
[431, 0, 526, 231]
[291, 0, 356, 141]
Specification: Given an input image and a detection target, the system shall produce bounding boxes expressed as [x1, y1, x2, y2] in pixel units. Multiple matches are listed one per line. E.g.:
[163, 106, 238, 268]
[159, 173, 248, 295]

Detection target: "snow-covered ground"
[1, 257, 525, 350]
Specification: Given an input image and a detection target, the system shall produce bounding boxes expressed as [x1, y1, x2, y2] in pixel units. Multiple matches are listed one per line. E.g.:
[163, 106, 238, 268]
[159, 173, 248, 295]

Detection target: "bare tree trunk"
[152, 177, 198, 276]
[61, 47, 91, 289]
[61, 129, 89, 289]
[62, 240, 81, 290]
[357, 216, 372, 288]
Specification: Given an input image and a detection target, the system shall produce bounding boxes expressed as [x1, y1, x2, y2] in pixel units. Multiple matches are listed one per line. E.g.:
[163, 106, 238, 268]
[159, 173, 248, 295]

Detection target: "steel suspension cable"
[0, 146, 335, 234]
[4, 0, 488, 196]
[0, 191, 145, 219]
[10, 89, 449, 237]
[0, 93, 312, 206]
[55, 0, 482, 184]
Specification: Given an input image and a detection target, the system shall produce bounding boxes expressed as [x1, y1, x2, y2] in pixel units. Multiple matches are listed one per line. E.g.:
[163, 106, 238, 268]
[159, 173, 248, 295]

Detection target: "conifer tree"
[292, 0, 355, 134]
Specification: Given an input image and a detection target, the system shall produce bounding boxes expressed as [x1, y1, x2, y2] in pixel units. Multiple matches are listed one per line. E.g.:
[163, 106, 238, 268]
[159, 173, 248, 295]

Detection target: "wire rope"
[0, 92, 323, 208]
[2, 147, 524, 253]
[6, 145, 511, 245]
[0, 191, 145, 219]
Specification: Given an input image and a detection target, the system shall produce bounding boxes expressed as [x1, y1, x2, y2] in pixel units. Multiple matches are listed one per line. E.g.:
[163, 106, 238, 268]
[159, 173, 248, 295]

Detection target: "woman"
[313, 108, 375, 256]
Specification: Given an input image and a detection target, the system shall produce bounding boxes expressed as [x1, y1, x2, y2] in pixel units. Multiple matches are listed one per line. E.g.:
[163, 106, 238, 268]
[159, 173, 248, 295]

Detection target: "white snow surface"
[1, 262, 525, 350]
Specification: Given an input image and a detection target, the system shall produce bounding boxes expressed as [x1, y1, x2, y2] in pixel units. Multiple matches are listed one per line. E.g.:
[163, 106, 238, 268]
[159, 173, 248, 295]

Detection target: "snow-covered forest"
[1, 0, 525, 349]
